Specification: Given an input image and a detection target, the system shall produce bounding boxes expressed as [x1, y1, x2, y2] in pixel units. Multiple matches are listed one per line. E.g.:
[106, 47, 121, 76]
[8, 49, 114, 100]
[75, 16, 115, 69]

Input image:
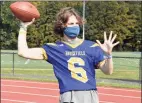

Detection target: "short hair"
[54, 7, 83, 37]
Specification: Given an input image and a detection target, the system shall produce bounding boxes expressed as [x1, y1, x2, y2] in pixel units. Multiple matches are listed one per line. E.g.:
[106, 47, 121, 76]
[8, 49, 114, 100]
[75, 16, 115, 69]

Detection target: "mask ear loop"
[82, 0, 86, 40]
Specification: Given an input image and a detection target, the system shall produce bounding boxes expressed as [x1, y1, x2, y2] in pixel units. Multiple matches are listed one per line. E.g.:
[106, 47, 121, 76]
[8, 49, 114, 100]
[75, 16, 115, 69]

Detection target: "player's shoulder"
[44, 43, 57, 46]
[42, 41, 65, 50]
[42, 42, 58, 51]
[83, 40, 99, 48]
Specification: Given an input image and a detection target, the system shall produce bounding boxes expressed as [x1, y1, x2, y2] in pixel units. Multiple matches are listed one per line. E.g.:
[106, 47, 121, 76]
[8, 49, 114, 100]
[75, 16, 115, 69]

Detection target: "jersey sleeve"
[41, 43, 54, 64]
[92, 45, 105, 69]
[96, 47, 105, 69]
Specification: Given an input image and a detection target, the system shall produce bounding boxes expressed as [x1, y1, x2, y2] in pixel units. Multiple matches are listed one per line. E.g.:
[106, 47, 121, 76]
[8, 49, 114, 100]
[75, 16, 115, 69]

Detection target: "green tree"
[0, 1, 19, 49]
[0, 1, 141, 51]
[85, 1, 140, 51]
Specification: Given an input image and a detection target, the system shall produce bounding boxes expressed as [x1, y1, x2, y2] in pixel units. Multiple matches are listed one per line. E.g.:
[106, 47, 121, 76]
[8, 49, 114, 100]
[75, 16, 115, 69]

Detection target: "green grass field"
[1, 50, 141, 89]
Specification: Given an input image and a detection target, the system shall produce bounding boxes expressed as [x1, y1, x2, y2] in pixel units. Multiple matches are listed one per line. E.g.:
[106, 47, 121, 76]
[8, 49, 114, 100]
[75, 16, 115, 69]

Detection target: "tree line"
[0, 1, 141, 51]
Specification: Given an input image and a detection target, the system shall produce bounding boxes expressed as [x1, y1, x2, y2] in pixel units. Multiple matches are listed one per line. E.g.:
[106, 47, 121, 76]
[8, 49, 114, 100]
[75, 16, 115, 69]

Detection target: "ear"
[62, 23, 67, 29]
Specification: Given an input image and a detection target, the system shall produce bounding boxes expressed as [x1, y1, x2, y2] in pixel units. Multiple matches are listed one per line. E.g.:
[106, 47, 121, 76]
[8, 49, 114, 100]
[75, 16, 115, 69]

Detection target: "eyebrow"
[67, 22, 79, 24]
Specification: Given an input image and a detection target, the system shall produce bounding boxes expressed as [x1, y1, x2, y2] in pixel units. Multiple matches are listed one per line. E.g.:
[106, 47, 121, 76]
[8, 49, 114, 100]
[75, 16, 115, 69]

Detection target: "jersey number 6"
[68, 57, 88, 83]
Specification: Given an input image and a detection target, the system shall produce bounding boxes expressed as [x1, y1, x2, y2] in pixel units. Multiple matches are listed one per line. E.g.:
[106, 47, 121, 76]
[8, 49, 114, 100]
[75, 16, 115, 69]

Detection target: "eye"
[66, 22, 79, 26]
[76, 22, 79, 24]
[70, 23, 74, 25]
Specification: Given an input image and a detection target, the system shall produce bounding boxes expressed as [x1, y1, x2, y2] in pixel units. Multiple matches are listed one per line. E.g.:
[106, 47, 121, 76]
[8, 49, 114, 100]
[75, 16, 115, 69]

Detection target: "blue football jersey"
[42, 40, 105, 94]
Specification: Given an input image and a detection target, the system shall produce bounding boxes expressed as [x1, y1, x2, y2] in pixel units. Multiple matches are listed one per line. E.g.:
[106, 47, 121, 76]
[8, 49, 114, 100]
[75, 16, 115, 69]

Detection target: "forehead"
[67, 15, 78, 23]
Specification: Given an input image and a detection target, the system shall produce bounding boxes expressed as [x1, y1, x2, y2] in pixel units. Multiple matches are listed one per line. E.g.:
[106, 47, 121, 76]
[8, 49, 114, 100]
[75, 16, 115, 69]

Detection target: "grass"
[1, 51, 141, 89]
[1, 50, 141, 57]
[96, 69, 139, 80]
[1, 68, 141, 89]
[2, 68, 139, 80]
[97, 82, 141, 89]
[2, 76, 140, 89]
[2, 77, 140, 89]
[2, 68, 54, 75]
[112, 52, 141, 57]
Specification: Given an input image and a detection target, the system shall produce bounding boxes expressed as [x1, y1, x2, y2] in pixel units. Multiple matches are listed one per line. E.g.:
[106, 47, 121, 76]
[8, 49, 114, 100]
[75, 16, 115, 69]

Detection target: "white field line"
[2, 91, 59, 98]
[1, 89, 140, 99]
[98, 87, 141, 93]
[1, 79, 141, 92]
[2, 68, 138, 71]
[1, 99, 36, 103]
[1, 84, 59, 91]
[100, 101, 116, 103]
[1, 79, 58, 85]
[2, 68, 53, 71]
[2, 84, 141, 96]
[2, 84, 141, 98]
[99, 93, 141, 99]
[1, 99, 116, 103]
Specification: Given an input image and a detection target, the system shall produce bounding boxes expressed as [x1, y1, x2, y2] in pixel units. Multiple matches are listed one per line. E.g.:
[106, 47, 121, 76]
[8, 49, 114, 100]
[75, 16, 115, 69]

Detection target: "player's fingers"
[104, 31, 107, 41]
[113, 41, 120, 47]
[27, 18, 35, 25]
[32, 18, 35, 22]
[29, 18, 35, 24]
[111, 34, 117, 43]
[108, 31, 113, 41]
[96, 40, 102, 46]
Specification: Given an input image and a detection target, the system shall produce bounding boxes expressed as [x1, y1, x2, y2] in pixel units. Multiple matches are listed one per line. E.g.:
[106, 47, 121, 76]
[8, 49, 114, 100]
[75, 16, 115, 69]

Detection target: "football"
[10, 2, 40, 22]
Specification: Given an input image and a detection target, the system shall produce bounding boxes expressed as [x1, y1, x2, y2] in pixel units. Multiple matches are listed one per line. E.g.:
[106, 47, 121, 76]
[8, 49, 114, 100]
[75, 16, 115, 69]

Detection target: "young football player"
[18, 7, 119, 103]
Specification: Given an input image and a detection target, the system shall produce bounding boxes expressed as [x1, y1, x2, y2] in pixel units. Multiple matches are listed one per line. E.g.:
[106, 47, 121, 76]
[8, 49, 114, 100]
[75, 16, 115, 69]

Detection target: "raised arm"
[96, 31, 119, 75]
[18, 19, 46, 60]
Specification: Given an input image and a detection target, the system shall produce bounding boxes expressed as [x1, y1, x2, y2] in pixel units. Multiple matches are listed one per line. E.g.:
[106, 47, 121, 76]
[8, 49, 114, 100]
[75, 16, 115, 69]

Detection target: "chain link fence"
[1, 52, 141, 85]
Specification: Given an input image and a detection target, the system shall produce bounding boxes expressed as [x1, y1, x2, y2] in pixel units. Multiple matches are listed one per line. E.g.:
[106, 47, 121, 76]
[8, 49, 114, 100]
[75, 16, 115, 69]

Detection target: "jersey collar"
[62, 39, 84, 48]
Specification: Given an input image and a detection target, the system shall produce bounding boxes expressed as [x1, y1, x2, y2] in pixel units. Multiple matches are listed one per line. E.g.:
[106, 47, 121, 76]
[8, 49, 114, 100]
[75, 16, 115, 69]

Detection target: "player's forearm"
[100, 58, 113, 75]
[18, 28, 29, 56]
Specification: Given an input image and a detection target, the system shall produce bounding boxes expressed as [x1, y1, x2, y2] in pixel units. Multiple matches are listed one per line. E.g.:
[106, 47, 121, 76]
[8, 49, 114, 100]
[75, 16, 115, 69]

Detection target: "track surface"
[1, 79, 141, 103]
